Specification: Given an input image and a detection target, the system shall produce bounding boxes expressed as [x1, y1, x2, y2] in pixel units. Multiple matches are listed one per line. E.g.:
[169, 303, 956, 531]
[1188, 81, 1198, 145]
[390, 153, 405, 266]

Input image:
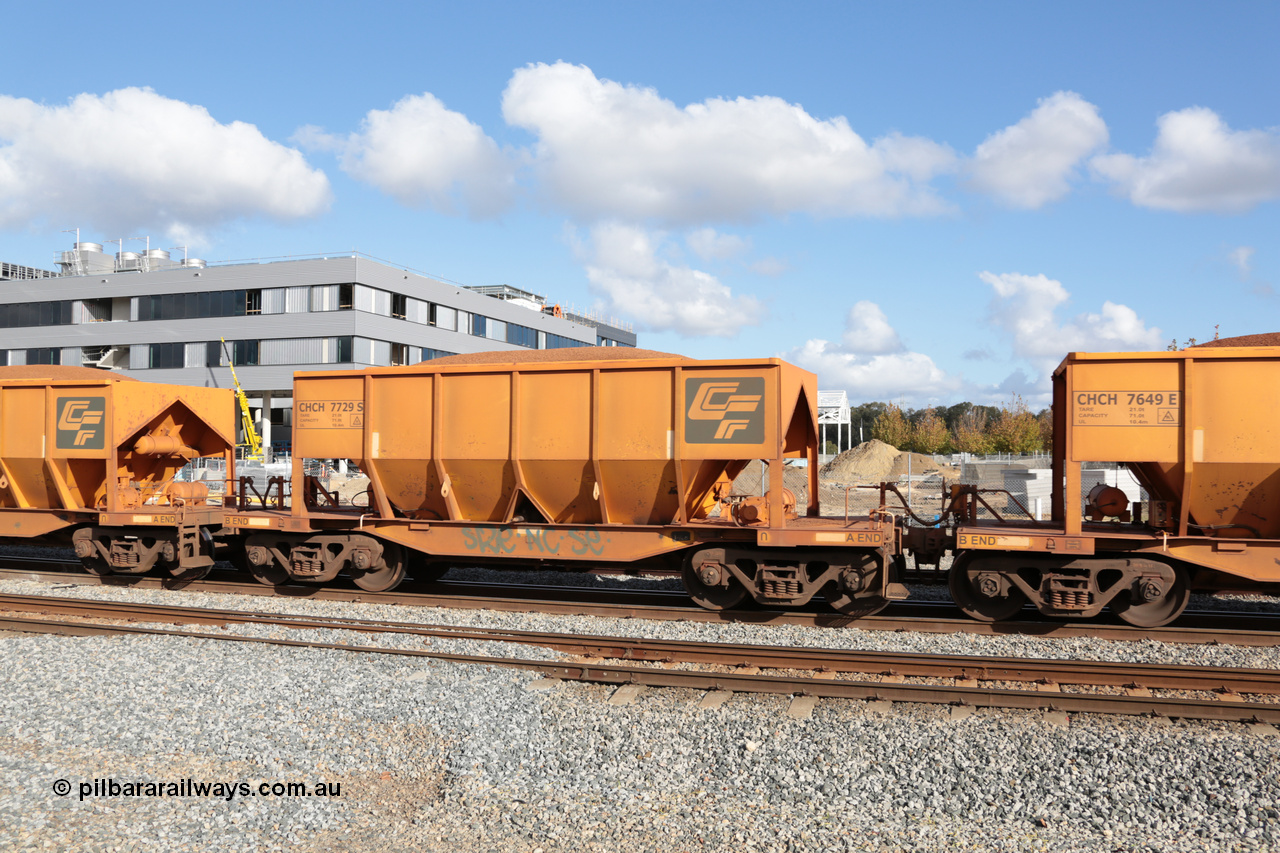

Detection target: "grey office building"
[0, 242, 636, 456]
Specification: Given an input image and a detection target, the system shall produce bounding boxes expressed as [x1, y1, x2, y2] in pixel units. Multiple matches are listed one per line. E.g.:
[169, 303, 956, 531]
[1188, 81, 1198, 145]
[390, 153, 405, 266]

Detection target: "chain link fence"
[733, 454, 1144, 525]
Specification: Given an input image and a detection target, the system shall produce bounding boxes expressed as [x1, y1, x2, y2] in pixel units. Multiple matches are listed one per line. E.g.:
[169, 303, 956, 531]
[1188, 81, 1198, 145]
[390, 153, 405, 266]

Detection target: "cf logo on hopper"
[56, 398, 106, 450]
[685, 378, 765, 443]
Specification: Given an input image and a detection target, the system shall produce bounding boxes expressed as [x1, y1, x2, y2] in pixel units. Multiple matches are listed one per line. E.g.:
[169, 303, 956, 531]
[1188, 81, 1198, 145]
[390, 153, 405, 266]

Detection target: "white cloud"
[502, 61, 956, 224]
[686, 227, 748, 261]
[578, 223, 763, 337]
[749, 257, 788, 276]
[301, 92, 517, 218]
[790, 340, 961, 403]
[980, 271, 1162, 379]
[1092, 107, 1280, 212]
[787, 302, 960, 403]
[0, 88, 330, 236]
[840, 300, 903, 354]
[967, 92, 1108, 208]
[1229, 245, 1255, 277]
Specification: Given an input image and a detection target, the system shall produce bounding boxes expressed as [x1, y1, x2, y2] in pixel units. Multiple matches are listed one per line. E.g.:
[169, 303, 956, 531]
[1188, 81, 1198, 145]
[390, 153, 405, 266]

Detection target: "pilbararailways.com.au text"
[52, 778, 342, 802]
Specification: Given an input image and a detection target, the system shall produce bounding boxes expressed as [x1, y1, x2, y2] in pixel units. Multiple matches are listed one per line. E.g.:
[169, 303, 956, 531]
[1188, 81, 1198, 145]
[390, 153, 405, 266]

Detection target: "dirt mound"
[820, 440, 900, 482]
[888, 451, 952, 479]
[820, 440, 959, 483]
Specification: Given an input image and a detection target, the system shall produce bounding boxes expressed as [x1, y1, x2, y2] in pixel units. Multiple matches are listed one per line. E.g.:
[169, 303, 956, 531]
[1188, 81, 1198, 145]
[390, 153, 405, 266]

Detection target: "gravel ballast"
[2, 573, 1279, 851]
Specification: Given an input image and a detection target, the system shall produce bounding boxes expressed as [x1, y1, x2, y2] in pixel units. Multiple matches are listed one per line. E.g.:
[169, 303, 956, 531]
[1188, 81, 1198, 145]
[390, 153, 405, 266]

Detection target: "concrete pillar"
[260, 391, 273, 463]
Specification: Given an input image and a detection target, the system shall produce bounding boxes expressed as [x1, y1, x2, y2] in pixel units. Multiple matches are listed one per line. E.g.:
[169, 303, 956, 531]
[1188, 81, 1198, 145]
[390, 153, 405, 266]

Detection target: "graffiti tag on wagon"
[461, 527, 607, 556]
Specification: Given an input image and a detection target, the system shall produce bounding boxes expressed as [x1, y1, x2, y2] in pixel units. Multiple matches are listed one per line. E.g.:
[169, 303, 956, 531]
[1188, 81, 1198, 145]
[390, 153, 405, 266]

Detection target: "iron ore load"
[2, 341, 1280, 628]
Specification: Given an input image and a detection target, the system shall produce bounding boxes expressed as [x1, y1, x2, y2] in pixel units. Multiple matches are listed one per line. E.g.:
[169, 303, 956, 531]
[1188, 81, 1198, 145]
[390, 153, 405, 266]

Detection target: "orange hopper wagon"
[944, 342, 1280, 627]
[0, 366, 235, 579]
[236, 348, 903, 611]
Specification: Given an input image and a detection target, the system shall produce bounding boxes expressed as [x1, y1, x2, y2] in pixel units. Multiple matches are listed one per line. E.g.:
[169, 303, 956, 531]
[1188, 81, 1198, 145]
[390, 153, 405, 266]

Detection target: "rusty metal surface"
[1, 608, 1279, 724]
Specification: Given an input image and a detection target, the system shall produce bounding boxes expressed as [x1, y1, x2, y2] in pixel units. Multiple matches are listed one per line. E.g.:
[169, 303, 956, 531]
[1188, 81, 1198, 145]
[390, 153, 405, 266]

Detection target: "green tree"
[952, 407, 994, 454]
[871, 403, 911, 449]
[1036, 408, 1053, 452]
[848, 402, 888, 445]
[990, 396, 1043, 453]
[911, 407, 951, 454]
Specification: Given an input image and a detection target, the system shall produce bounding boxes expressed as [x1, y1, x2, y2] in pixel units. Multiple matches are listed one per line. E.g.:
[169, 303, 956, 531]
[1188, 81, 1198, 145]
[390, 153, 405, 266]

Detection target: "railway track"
[3, 556, 1280, 646]
[1, 591, 1278, 725]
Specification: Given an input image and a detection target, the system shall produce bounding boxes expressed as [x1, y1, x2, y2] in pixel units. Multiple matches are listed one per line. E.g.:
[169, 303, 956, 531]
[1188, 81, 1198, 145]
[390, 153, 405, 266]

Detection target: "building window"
[471, 315, 487, 337]
[27, 347, 61, 365]
[231, 340, 259, 366]
[0, 300, 75, 329]
[544, 333, 585, 349]
[429, 303, 457, 331]
[422, 348, 455, 361]
[334, 336, 352, 363]
[507, 323, 537, 348]
[81, 298, 112, 322]
[339, 283, 354, 310]
[391, 293, 406, 320]
[245, 289, 262, 315]
[148, 343, 185, 369]
[136, 289, 252, 321]
[391, 343, 409, 366]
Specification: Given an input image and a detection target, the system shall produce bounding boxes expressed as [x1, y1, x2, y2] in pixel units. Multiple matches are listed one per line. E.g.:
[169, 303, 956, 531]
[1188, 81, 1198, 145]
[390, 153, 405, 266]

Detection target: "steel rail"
[7, 554, 1279, 624]
[3, 592, 1280, 695]
[0, 610, 1277, 724]
[3, 563, 1280, 646]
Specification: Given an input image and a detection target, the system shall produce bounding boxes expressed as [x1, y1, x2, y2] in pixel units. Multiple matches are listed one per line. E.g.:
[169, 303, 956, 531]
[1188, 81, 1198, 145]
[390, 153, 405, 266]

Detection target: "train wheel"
[826, 592, 889, 618]
[826, 558, 888, 617]
[168, 564, 212, 582]
[1111, 565, 1190, 628]
[249, 562, 289, 585]
[72, 530, 111, 575]
[353, 542, 407, 592]
[79, 555, 111, 576]
[243, 538, 290, 585]
[949, 555, 1028, 622]
[682, 548, 749, 611]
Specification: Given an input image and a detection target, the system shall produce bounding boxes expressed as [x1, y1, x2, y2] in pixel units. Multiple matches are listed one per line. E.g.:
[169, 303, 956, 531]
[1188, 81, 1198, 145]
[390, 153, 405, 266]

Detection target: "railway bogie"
[683, 544, 896, 615]
[947, 553, 1191, 626]
[242, 532, 406, 591]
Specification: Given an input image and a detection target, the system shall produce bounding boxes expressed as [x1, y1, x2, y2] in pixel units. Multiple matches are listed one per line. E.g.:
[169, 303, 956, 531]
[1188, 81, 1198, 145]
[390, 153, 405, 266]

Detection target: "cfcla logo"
[56, 398, 106, 449]
[685, 378, 765, 443]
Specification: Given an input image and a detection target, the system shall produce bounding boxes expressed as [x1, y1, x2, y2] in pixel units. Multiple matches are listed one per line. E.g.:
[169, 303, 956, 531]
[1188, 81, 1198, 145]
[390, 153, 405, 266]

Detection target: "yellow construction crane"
[220, 338, 263, 460]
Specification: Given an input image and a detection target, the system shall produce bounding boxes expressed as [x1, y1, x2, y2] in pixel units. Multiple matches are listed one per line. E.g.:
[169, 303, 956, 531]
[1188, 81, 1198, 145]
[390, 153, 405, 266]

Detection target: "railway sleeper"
[684, 546, 897, 616]
[950, 553, 1191, 627]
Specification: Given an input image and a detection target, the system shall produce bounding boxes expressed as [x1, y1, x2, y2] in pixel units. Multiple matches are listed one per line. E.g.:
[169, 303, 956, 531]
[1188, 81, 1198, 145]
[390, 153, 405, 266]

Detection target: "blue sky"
[2, 1, 1277, 406]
